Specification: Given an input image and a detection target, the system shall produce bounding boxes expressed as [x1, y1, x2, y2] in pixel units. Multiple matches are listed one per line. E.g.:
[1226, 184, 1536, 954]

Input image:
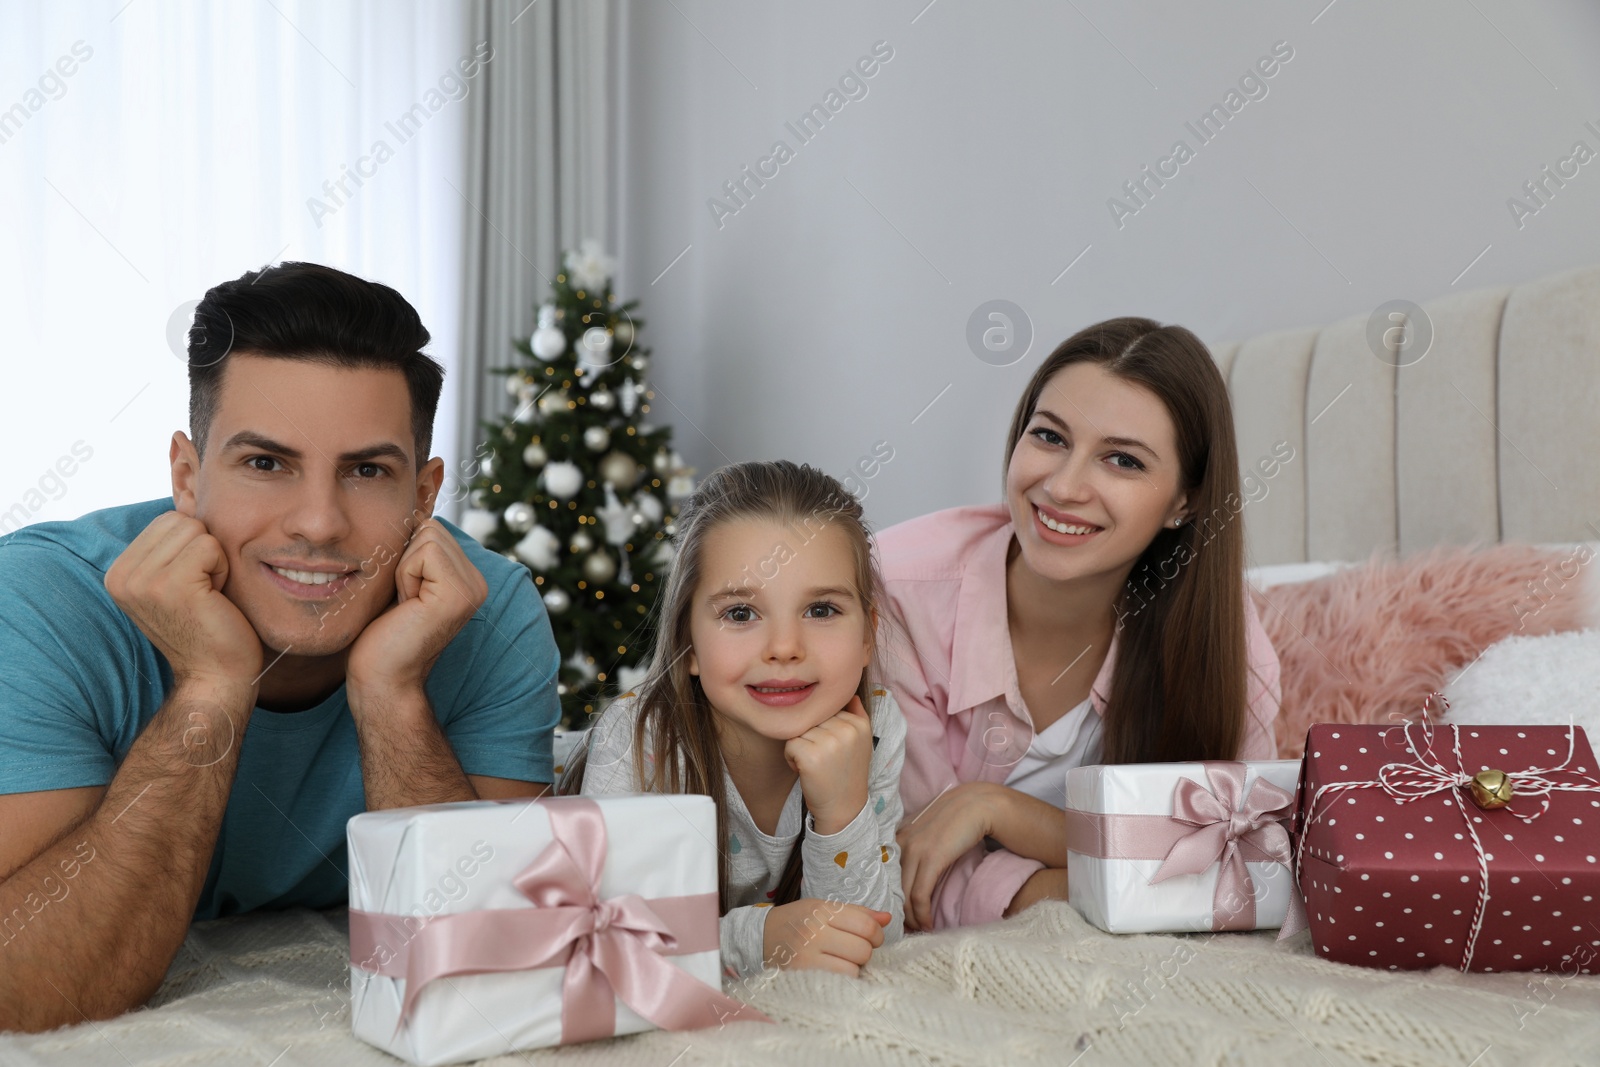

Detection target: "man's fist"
[104, 511, 262, 690]
[345, 519, 487, 700]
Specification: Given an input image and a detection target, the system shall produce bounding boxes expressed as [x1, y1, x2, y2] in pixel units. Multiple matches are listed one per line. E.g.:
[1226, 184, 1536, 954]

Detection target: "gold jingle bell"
[1469, 769, 1514, 810]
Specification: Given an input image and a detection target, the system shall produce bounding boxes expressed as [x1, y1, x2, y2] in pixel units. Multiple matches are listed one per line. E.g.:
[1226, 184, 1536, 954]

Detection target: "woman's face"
[1005, 361, 1190, 586]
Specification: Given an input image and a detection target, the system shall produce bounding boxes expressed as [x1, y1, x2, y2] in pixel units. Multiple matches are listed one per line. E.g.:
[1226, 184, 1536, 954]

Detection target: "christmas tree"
[460, 240, 695, 727]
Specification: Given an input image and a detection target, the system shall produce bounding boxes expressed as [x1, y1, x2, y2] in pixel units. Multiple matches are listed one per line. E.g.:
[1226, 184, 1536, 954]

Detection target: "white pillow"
[1245, 560, 1352, 589]
[1443, 628, 1600, 737]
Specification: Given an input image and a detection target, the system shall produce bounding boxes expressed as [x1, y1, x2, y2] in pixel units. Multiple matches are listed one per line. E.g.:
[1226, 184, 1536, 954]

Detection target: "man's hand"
[346, 519, 487, 701]
[896, 781, 998, 931]
[763, 899, 890, 977]
[344, 519, 487, 811]
[784, 696, 873, 834]
[104, 511, 262, 691]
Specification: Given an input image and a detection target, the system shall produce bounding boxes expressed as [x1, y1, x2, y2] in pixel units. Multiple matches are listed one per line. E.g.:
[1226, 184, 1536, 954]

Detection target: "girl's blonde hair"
[570, 460, 881, 910]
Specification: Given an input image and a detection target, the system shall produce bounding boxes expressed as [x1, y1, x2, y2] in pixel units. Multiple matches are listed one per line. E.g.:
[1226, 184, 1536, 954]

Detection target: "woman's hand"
[785, 696, 874, 834]
[897, 783, 1072, 930]
[1004, 868, 1070, 917]
[896, 781, 1000, 931]
[763, 899, 891, 976]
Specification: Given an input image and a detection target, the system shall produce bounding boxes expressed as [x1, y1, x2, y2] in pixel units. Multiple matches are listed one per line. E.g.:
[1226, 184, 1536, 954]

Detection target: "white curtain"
[0, 1, 473, 527]
[453, 0, 614, 519]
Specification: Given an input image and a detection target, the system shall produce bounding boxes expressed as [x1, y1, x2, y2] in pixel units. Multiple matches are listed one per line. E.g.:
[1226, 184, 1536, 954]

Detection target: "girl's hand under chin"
[784, 695, 873, 834]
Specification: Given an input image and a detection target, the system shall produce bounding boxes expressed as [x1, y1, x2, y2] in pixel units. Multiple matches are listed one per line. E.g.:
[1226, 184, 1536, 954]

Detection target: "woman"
[880, 317, 1281, 931]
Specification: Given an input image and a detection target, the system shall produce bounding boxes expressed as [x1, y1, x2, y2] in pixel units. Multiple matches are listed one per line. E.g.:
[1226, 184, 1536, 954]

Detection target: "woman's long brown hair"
[566, 460, 881, 912]
[1003, 317, 1247, 764]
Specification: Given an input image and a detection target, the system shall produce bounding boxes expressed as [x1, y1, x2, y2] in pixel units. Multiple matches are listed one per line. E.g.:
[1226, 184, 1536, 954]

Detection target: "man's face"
[171, 353, 442, 660]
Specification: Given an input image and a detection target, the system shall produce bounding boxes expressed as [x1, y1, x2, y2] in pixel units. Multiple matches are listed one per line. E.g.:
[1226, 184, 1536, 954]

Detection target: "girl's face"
[1005, 361, 1190, 586]
[687, 518, 873, 747]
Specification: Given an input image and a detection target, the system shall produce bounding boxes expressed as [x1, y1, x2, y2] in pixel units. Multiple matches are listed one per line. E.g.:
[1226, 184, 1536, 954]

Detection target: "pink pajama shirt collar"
[943, 511, 1117, 726]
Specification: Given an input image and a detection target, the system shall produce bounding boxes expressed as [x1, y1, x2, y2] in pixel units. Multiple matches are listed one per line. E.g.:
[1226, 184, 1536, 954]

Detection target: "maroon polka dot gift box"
[1292, 722, 1600, 973]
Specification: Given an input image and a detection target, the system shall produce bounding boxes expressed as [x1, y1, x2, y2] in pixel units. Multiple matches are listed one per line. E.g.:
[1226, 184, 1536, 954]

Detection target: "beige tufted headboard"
[1211, 264, 1600, 566]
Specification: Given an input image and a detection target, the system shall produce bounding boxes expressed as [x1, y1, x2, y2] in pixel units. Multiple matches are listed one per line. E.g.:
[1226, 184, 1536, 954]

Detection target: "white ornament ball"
[634, 493, 664, 525]
[630, 354, 649, 373]
[583, 550, 618, 584]
[542, 460, 584, 501]
[513, 400, 538, 424]
[570, 530, 594, 554]
[505, 374, 528, 396]
[654, 540, 678, 574]
[538, 391, 565, 416]
[652, 449, 673, 475]
[478, 454, 495, 479]
[599, 451, 641, 489]
[531, 326, 567, 361]
[459, 508, 499, 543]
[522, 442, 548, 469]
[584, 426, 611, 452]
[613, 319, 635, 346]
[503, 501, 536, 534]
[512, 525, 561, 570]
[542, 587, 571, 615]
[589, 389, 614, 411]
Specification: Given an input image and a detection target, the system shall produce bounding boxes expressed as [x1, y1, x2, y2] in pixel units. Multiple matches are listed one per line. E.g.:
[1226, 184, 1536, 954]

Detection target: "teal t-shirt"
[0, 498, 561, 920]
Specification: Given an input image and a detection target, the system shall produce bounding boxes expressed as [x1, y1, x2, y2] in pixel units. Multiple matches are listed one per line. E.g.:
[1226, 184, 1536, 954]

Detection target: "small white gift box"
[347, 794, 762, 1066]
[1064, 760, 1301, 934]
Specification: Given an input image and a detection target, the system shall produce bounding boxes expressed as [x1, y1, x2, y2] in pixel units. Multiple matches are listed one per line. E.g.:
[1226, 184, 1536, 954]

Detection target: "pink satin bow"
[1150, 763, 1295, 930]
[350, 797, 769, 1043]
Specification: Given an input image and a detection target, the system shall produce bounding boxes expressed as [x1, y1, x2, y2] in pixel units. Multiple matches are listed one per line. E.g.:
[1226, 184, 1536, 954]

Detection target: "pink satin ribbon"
[1065, 762, 1295, 931]
[349, 797, 770, 1043]
[1294, 714, 1600, 970]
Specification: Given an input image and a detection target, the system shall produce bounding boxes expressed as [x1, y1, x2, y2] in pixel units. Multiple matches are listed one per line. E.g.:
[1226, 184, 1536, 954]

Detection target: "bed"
[6, 265, 1599, 1066]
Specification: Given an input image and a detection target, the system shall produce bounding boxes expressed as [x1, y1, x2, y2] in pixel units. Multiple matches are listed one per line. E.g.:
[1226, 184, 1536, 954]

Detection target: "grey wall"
[615, 0, 1600, 540]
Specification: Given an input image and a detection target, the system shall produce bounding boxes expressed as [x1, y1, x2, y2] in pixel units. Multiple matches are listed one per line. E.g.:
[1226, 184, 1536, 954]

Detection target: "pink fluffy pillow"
[1252, 544, 1595, 758]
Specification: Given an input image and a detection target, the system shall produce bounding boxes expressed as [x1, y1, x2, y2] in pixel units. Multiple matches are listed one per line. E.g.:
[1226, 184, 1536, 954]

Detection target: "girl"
[881, 317, 1282, 931]
[576, 460, 905, 979]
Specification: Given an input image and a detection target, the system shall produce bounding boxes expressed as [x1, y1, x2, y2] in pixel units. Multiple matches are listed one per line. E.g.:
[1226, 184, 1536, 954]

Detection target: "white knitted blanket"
[5, 902, 1596, 1066]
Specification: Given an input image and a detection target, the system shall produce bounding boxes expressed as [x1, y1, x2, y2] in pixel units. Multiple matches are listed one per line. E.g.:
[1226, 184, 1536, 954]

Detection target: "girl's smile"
[746, 679, 819, 706]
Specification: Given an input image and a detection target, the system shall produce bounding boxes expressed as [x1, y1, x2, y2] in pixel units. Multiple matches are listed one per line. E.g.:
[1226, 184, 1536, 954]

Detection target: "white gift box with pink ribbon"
[346, 795, 765, 1066]
[1064, 760, 1302, 934]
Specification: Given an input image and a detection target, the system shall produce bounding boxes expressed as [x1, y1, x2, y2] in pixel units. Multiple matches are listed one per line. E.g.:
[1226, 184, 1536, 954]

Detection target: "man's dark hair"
[188, 262, 445, 464]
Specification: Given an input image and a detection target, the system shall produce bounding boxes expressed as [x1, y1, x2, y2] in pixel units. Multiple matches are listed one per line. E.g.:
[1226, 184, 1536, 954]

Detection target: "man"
[0, 263, 560, 1032]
